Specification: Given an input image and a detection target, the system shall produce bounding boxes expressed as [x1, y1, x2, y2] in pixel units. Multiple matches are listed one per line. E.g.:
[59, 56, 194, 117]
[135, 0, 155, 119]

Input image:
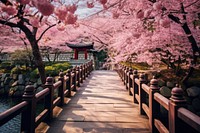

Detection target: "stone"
[12, 74, 18, 80]
[18, 78, 25, 85]
[192, 98, 200, 111]
[4, 85, 10, 93]
[36, 86, 43, 93]
[37, 78, 42, 86]
[187, 105, 196, 113]
[4, 77, 12, 85]
[0, 88, 5, 95]
[187, 86, 200, 97]
[12, 81, 18, 87]
[13, 90, 24, 97]
[166, 81, 174, 88]
[158, 79, 165, 87]
[160, 86, 171, 97]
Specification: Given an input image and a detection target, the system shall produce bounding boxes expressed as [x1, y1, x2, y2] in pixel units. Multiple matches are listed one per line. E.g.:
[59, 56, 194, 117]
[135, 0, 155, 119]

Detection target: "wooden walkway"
[40, 70, 149, 133]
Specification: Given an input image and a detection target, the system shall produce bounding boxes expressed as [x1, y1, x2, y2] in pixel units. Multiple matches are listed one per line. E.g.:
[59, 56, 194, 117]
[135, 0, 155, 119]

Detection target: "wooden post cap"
[22, 85, 35, 99]
[45, 77, 53, 86]
[150, 77, 159, 90]
[139, 73, 146, 82]
[59, 71, 64, 77]
[133, 70, 138, 75]
[170, 85, 186, 103]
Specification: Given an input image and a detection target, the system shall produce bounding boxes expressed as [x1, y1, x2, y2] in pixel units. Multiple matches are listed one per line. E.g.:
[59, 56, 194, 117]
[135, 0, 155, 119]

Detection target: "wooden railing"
[117, 65, 200, 133]
[0, 61, 93, 133]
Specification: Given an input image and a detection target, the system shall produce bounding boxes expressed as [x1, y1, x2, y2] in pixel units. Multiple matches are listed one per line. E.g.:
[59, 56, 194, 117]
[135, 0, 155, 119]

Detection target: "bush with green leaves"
[30, 62, 72, 79]
[11, 66, 30, 75]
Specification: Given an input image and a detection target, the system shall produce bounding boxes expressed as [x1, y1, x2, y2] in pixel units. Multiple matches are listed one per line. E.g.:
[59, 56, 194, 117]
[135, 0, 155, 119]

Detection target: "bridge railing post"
[72, 68, 77, 91]
[83, 65, 86, 80]
[66, 69, 71, 97]
[58, 71, 65, 106]
[128, 69, 133, 95]
[44, 77, 54, 120]
[149, 77, 160, 133]
[80, 65, 83, 83]
[132, 70, 139, 103]
[123, 66, 126, 84]
[169, 85, 187, 133]
[125, 67, 129, 90]
[76, 66, 80, 87]
[139, 73, 147, 115]
[21, 85, 36, 133]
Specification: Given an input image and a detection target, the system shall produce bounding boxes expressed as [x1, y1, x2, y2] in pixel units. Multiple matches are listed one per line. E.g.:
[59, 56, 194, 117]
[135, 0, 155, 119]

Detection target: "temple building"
[66, 41, 95, 60]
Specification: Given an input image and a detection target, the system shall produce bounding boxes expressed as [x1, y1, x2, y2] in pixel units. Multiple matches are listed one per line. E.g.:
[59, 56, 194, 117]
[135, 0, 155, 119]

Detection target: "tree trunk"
[31, 41, 46, 84]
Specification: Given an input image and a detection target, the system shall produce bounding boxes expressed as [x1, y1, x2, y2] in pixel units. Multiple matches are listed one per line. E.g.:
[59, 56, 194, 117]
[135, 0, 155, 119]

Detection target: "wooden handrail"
[117, 65, 200, 133]
[0, 61, 94, 133]
[0, 101, 28, 126]
[154, 92, 169, 110]
[178, 107, 200, 132]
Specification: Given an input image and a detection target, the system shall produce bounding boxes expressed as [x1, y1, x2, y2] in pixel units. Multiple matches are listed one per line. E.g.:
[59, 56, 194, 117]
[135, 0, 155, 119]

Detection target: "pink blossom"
[1, 5, 17, 16]
[112, 11, 120, 19]
[99, 0, 107, 5]
[153, 2, 162, 10]
[37, 2, 54, 16]
[144, 9, 152, 18]
[160, 19, 170, 28]
[29, 17, 40, 27]
[132, 32, 141, 38]
[87, 2, 94, 8]
[65, 13, 77, 25]
[57, 23, 65, 31]
[54, 6, 67, 21]
[67, 4, 77, 14]
[18, 0, 30, 5]
[136, 10, 144, 19]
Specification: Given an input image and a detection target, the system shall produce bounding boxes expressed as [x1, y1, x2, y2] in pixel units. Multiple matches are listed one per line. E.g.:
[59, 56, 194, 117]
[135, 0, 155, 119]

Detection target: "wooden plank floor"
[38, 70, 150, 133]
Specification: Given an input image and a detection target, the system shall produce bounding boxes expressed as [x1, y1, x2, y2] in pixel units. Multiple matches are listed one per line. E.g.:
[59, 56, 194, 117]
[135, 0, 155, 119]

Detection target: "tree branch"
[37, 24, 56, 43]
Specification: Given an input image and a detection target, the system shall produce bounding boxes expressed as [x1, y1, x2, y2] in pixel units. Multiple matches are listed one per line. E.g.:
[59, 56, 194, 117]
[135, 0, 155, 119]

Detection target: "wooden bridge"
[41, 70, 149, 133]
[0, 61, 199, 133]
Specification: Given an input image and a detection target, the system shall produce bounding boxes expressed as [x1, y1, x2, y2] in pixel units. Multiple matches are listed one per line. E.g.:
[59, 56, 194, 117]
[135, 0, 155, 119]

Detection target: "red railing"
[0, 61, 93, 133]
[117, 65, 200, 133]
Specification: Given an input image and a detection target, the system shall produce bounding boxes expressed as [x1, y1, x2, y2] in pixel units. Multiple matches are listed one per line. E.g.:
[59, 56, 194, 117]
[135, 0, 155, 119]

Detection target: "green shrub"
[11, 66, 30, 74]
[30, 62, 72, 78]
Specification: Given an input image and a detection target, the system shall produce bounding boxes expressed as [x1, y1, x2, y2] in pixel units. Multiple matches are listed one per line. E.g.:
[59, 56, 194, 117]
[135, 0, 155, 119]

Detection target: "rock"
[37, 78, 42, 86]
[12, 81, 18, 87]
[4, 77, 12, 85]
[12, 74, 18, 80]
[1, 73, 10, 81]
[4, 85, 10, 93]
[158, 79, 165, 87]
[0, 88, 5, 95]
[36, 86, 43, 93]
[18, 78, 25, 85]
[8, 79, 14, 87]
[187, 86, 200, 97]
[13, 90, 24, 97]
[196, 112, 200, 117]
[166, 81, 174, 88]
[33, 83, 38, 88]
[25, 77, 30, 82]
[160, 86, 171, 97]
[192, 98, 200, 111]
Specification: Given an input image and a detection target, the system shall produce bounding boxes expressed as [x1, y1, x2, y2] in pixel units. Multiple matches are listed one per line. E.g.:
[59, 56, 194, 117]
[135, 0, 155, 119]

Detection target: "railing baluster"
[58, 71, 65, 106]
[169, 85, 187, 133]
[132, 70, 139, 103]
[128, 69, 133, 95]
[21, 85, 36, 133]
[44, 77, 54, 120]
[139, 73, 147, 115]
[149, 77, 160, 133]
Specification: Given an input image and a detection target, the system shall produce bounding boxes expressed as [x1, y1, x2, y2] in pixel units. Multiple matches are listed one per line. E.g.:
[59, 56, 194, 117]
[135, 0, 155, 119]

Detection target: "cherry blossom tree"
[0, 0, 107, 83]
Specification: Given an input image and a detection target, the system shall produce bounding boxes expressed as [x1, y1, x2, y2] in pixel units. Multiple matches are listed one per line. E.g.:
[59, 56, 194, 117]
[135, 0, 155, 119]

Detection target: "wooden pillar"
[169, 85, 186, 133]
[84, 49, 87, 59]
[74, 49, 78, 59]
[139, 73, 147, 115]
[21, 85, 36, 133]
[149, 77, 160, 133]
